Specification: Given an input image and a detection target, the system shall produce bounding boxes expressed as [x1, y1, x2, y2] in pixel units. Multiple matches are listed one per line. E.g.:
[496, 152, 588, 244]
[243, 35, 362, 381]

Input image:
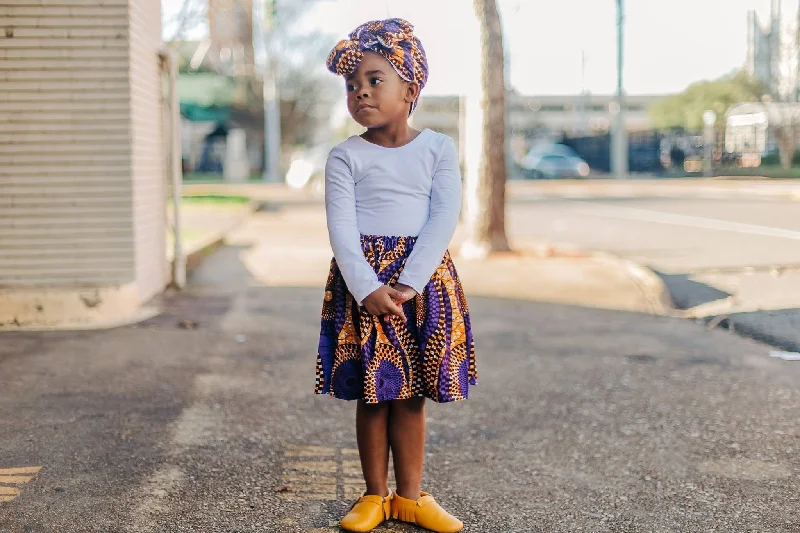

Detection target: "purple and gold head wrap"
[327, 18, 428, 114]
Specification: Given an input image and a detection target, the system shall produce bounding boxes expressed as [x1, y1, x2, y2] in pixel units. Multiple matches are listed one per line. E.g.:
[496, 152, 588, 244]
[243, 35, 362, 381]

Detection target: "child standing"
[315, 19, 477, 533]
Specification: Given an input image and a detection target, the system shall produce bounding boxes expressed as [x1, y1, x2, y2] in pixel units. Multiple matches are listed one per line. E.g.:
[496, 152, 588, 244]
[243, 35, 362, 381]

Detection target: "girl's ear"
[404, 81, 420, 104]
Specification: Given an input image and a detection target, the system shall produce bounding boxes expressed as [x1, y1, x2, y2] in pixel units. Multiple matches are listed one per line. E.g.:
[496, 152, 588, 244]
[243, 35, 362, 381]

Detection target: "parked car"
[521, 144, 590, 179]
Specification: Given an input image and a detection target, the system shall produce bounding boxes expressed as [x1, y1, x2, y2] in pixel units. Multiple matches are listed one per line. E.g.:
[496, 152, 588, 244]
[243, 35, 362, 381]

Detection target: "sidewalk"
[182, 181, 800, 351]
[220, 205, 671, 315]
[168, 200, 256, 271]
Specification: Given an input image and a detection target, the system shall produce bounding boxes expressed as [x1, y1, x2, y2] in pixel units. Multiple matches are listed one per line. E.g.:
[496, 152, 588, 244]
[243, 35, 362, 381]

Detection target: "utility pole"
[262, 0, 281, 182]
[703, 110, 716, 178]
[579, 49, 587, 134]
[611, 0, 628, 178]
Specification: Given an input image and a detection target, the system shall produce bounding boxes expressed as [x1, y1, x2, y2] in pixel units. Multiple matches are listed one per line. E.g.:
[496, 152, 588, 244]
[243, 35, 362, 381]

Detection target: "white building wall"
[129, 0, 168, 301]
[0, 0, 168, 327]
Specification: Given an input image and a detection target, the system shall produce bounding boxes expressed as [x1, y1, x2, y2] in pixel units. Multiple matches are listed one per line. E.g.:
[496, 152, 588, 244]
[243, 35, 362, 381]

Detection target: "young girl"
[315, 19, 477, 533]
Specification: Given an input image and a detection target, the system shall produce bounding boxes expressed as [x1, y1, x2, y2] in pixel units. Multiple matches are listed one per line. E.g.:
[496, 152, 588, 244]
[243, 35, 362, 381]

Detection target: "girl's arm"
[396, 137, 462, 294]
[325, 147, 384, 305]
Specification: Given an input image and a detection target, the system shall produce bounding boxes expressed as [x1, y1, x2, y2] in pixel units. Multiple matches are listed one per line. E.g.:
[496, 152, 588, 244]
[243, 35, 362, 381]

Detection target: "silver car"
[521, 144, 590, 179]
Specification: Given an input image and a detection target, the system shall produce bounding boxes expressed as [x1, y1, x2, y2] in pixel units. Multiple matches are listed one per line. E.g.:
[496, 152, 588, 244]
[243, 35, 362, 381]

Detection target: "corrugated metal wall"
[129, 0, 167, 300]
[0, 0, 167, 300]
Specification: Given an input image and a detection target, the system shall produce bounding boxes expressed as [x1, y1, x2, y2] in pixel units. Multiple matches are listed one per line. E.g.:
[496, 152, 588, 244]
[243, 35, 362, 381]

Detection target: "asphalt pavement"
[1, 226, 800, 532]
[507, 196, 800, 351]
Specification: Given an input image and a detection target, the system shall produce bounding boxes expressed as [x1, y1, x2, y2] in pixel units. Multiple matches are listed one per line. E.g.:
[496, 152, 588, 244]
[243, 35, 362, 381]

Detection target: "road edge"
[590, 252, 677, 315]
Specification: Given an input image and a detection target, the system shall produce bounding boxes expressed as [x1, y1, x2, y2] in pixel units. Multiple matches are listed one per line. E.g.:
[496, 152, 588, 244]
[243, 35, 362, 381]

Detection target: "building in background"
[726, 101, 800, 156]
[1, 0, 168, 327]
[747, 10, 773, 89]
[413, 93, 657, 159]
[414, 93, 656, 139]
[171, 0, 265, 180]
[746, 0, 800, 102]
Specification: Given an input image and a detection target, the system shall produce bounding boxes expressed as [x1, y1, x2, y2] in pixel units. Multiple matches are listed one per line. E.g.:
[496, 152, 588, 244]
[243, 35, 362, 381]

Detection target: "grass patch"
[663, 165, 800, 179]
[180, 194, 251, 205]
[713, 166, 800, 179]
[182, 172, 264, 183]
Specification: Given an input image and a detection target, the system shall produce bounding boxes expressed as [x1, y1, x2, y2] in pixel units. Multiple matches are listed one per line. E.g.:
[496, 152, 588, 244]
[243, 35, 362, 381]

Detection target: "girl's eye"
[346, 83, 356, 92]
[370, 77, 382, 86]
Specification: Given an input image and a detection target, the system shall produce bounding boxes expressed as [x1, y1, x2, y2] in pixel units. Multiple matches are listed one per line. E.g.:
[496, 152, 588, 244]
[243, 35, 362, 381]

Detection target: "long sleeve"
[396, 137, 462, 293]
[325, 147, 383, 305]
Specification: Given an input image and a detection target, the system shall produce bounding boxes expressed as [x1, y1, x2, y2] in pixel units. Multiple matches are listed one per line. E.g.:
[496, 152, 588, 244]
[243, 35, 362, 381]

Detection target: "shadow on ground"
[654, 270, 800, 352]
[654, 271, 732, 310]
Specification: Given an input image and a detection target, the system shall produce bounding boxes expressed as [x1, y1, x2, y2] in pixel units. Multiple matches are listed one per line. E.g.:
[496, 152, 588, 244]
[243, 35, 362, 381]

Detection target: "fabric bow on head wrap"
[327, 18, 428, 114]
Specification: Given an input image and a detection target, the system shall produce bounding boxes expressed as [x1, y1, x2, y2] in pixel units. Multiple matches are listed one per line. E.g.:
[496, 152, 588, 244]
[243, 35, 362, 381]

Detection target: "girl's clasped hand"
[362, 284, 418, 321]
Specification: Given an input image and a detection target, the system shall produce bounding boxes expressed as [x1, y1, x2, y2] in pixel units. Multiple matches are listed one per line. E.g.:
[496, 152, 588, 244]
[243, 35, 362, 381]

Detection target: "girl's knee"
[391, 397, 426, 411]
[358, 399, 390, 413]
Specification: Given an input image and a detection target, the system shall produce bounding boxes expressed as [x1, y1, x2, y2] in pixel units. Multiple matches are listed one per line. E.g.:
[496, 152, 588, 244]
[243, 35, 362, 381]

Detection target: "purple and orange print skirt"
[314, 235, 477, 404]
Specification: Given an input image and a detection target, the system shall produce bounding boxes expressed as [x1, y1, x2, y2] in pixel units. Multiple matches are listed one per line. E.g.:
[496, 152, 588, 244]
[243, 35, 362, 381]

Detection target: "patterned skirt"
[315, 235, 477, 404]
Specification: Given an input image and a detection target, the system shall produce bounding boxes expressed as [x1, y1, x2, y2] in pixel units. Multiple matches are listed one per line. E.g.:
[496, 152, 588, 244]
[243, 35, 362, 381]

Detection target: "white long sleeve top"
[324, 129, 462, 305]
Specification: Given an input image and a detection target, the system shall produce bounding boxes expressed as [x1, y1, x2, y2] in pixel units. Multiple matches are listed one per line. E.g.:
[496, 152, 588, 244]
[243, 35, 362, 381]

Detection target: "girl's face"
[345, 51, 419, 128]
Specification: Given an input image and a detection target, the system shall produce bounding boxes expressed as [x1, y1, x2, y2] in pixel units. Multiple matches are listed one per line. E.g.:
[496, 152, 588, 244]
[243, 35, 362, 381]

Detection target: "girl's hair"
[326, 18, 428, 114]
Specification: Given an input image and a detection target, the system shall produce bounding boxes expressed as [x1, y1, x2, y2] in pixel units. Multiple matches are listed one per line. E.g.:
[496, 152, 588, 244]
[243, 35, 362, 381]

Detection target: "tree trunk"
[462, 0, 510, 257]
[776, 123, 796, 170]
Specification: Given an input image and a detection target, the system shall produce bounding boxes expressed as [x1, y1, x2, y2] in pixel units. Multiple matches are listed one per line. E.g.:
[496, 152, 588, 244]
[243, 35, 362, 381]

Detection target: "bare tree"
[772, 104, 800, 169]
[164, 0, 337, 150]
[166, 0, 208, 43]
[766, 9, 800, 169]
[272, 25, 339, 149]
[462, 0, 510, 256]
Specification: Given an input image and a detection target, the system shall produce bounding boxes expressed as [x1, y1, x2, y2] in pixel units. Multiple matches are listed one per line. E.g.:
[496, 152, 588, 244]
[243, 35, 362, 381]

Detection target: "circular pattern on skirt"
[314, 235, 477, 404]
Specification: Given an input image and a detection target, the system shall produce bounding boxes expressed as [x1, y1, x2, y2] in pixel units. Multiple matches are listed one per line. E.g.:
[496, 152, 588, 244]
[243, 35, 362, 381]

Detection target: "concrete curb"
[0, 306, 162, 333]
[172, 200, 259, 278]
[184, 233, 227, 274]
[618, 258, 677, 315]
[523, 240, 677, 316]
[589, 252, 676, 316]
[507, 179, 800, 203]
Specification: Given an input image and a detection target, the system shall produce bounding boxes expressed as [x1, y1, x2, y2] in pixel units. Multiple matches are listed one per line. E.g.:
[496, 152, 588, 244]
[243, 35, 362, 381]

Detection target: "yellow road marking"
[284, 445, 336, 457]
[341, 460, 362, 476]
[343, 485, 365, 498]
[0, 476, 34, 484]
[285, 461, 337, 473]
[279, 492, 336, 501]
[0, 467, 41, 476]
[341, 448, 359, 455]
[280, 484, 336, 494]
[280, 474, 336, 484]
[0, 466, 41, 504]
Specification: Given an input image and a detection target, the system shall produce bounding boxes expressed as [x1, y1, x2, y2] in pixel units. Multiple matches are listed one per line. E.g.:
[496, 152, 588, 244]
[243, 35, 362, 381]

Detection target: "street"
[508, 195, 800, 350]
[2, 204, 800, 532]
[508, 196, 800, 274]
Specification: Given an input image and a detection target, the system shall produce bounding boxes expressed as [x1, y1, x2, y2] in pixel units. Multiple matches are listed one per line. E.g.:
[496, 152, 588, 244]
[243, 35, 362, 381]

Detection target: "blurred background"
[161, 0, 800, 184]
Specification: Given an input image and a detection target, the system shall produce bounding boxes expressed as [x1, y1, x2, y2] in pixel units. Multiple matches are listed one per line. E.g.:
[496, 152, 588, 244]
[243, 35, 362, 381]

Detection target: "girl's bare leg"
[388, 397, 426, 500]
[356, 399, 391, 496]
